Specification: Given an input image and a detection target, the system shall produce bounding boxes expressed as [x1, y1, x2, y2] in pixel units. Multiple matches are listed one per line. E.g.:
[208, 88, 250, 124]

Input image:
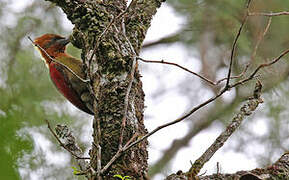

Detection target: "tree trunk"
[44, 0, 164, 179]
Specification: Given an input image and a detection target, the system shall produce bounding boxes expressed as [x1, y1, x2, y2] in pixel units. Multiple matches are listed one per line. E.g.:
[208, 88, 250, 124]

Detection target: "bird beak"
[57, 37, 70, 46]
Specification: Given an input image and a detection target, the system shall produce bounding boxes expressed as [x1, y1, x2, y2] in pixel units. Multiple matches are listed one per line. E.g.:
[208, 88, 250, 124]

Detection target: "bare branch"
[138, 57, 250, 86]
[168, 152, 289, 179]
[251, 17, 272, 61]
[123, 48, 289, 156]
[88, 1, 139, 176]
[232, 49, 289, 88]
[118, 32, 138, 148]
[219, 17, 272, 86]
[100, 20, 139, 174]
[216, 63, 250, 85]
[249, 11, 289, 17]
[142, 31, 182, 49]
[137, 57, 216, 85]
[225, 0, 252, 88]
[91, 106, 102, 179]
[125, 88, 226, 151]
[45, 119, 89, 171]
[187, 80, 263, 178]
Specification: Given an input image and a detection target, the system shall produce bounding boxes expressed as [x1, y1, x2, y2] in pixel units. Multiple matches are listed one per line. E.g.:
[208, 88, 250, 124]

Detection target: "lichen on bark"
[44, 0, 165, 179]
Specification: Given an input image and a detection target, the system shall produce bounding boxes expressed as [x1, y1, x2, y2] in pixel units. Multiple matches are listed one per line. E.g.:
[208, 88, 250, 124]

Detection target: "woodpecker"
[34, 34, 94, 115]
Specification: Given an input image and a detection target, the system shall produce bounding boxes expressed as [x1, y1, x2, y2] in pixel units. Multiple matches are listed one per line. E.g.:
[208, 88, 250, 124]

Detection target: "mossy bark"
[44, 0, 165, 179]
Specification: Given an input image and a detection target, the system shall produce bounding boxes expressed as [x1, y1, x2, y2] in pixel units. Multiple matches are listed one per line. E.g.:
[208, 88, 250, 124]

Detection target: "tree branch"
[166, 152, 289, 179]
[137, 57, 216, 85]
[137, 57, 249, 86]
[142, 31, 182, 49]
[249, 11, 289, 17]
[187, 80, 263, 178]
[150, 67, 289, 177]
[225, 0, 252, 88]
[231, 48, 289, 88]
[45, 119, 88, 171]
[122, 48, 289, 157]
[198, 152, 289, 179]
[251, 17, 272, 61]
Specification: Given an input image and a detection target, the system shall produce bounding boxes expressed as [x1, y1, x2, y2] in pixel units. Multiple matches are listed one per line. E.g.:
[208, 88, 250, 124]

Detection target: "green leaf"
[71, 166, 81, 175]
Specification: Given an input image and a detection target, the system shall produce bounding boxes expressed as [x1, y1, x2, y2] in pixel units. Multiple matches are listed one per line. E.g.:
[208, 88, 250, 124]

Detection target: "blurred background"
[0, 0, 289, 179]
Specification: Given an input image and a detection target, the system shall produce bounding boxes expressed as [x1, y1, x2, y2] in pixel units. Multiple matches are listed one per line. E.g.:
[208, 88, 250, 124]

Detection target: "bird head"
[34, 34, 70, 64]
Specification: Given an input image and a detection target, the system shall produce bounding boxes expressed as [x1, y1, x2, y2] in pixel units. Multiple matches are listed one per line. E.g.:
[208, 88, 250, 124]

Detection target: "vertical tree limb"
[44, 0, 165, 179]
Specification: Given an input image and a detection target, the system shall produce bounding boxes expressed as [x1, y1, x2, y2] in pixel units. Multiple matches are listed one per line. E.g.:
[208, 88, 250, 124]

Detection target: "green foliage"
[0, 1, 79, 179]
[113, 174, 132, 180]
[71, 166, 81, 175]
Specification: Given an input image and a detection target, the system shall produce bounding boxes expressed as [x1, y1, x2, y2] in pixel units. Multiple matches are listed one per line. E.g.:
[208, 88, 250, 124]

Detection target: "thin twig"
[225, 0, 252, 88]
[249, 11, 289, 17]
[251, 17, 272, 61]
[90, 28, 289, 175]
[187, 80, 263, 178]
[96, 5, 138, 171]
[45, 119, 89, 173]
[219, 15, 272, 85]
[137, 57, 216, 86]
[92, 103, 102, 179]
[138, 57, 249, 86]
[45, 119, 82, 159]
[125, 88, 226, 151]
[216, 63, 250, 84]
[28, 36, 89, 83]
[122, 48, 289, 155]
[118, 22, 138, 148]
[87, 1, 137, 177]
[216, 162, 220, 175]
[96, 144, 101, 180]
[216, 17, 272, 85]
[90, 6, 288, 171]
[232, 49, 289, 88]
[119, 57, 137, 147]
[97, 117, 102, 178]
